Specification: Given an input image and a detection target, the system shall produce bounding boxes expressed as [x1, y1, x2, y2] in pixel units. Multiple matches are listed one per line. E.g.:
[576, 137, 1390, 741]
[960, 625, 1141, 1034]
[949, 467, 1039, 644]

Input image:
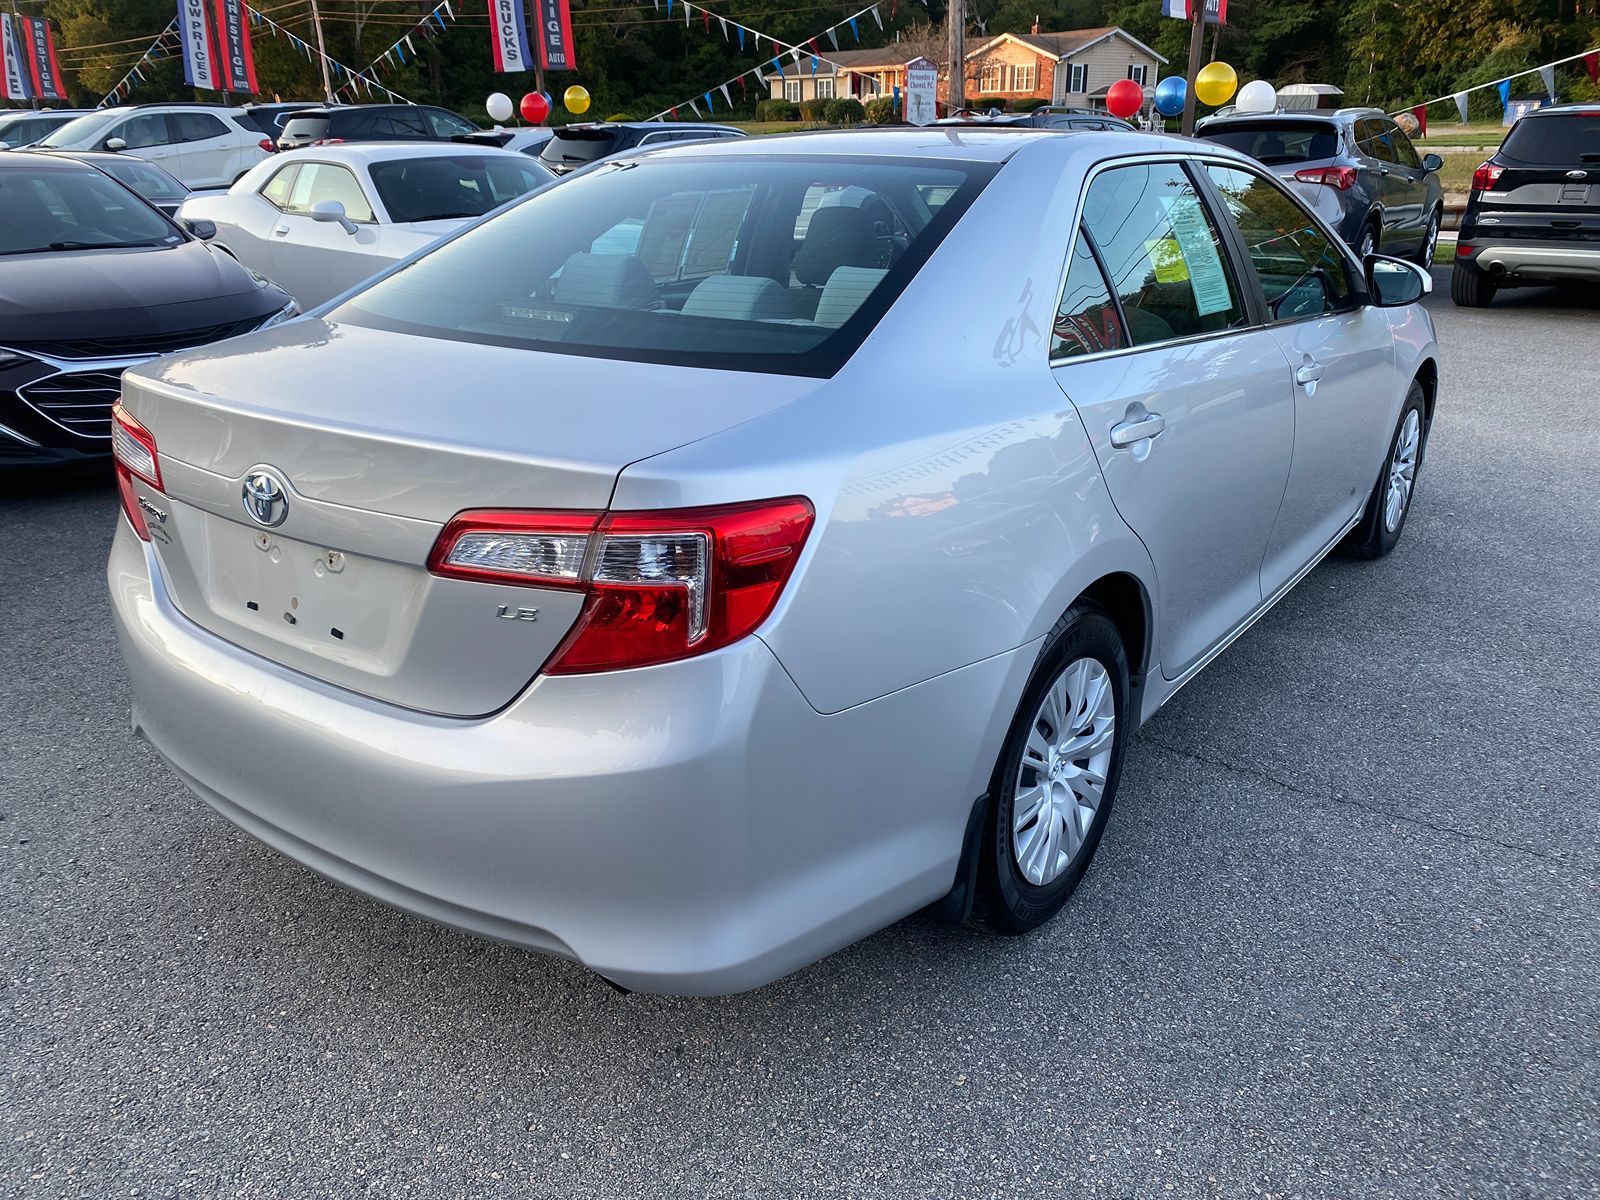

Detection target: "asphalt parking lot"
[4, 272, 1598, 1199]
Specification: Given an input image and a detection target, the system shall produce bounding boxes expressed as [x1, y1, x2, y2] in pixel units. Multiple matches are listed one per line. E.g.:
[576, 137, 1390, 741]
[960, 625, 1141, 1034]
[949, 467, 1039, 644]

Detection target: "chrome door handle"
[1109, 412, 1166, 448]
[1296, 360, 1324, 385]
[272, 225, 291, 236]
[1378, 166, 1390, 176]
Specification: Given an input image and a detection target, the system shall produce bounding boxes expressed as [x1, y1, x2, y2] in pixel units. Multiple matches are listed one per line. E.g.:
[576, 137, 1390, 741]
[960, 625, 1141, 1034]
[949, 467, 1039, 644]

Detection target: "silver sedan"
[177, 142, 552, 308]
[109, 129, 1440, 995]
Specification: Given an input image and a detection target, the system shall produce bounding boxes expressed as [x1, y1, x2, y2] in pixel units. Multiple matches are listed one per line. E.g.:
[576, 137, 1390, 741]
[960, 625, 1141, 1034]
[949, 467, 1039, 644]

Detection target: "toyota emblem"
[241, 467, 291, 528]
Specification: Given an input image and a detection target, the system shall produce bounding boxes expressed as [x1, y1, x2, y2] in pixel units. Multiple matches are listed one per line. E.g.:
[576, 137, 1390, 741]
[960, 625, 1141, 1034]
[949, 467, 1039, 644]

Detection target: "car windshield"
[336, 154, 992, 377]
[368, 154, 550, 223]
[1200, 121, 1341, 164]
[538, 127, 625, 170]
[1500, 114, 1600, 164]
[0, 165, 179, 254]
[93, 156, 188, 204]
[37, 110, 121, 148]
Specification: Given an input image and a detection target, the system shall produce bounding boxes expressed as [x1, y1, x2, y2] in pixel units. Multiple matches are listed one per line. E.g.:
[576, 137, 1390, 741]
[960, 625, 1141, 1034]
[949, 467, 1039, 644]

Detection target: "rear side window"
[174, 113, 228, 142]
[337, 155, 994, 377]
[286, 162, 374, 221]
[425, 109, 478, 138]
[1051, 232, 1126, 358]
[260, 163, 299, 208]
[1082, 161, 1245, 346]
[1501, 114, 1600, 164]
[1199, 121, 1339, 164]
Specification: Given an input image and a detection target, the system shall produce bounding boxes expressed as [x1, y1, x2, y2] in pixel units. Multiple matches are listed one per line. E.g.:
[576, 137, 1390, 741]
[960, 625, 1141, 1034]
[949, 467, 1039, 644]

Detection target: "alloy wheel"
[1012, 657, 1116, 887]
[1384, 409, 1421, 533]
[1421, 215, 1440, 265]
[1359, 226, 1377, 258]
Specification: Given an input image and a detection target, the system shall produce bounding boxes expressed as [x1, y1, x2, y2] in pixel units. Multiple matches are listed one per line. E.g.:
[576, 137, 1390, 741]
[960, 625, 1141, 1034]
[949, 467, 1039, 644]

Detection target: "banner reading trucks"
[489, 0, 535, 73]
[535, 0, 577, 73]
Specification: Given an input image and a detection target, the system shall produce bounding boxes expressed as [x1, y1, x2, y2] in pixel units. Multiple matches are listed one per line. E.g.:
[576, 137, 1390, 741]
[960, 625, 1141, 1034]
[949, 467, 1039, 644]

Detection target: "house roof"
[967, 26, 1169, 67]
[758, 46, 920, 81]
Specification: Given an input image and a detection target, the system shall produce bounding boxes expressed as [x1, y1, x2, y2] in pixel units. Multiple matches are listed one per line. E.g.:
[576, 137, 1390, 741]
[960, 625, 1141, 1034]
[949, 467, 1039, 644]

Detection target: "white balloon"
[486, 92, 513, 123]
[1235, 79, 1277, 114]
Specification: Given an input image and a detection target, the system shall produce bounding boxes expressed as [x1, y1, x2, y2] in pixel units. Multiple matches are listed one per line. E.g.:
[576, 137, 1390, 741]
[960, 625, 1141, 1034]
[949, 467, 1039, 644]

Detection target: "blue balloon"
[1153, 76, 1186, 118]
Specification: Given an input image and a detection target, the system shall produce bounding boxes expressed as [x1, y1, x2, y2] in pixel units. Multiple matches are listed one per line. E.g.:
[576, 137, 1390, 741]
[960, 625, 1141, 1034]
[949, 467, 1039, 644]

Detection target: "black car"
[0, 155, 295, 471]
[535, 122, 745, 176]
[1452, 102, 1600, 306]
[35, 150, 191, 217]
[276, 104, 480, 151]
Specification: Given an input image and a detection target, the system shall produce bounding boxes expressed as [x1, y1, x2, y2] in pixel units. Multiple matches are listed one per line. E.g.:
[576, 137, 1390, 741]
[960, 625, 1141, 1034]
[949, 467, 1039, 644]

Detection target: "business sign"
[534, 0, 577, 72]
[905, 56, 937, 126]
[212, 0, 258, 93]
[21, 16, 67, 100]
[488, 0, 534, 73]
[0, 13, 34, 101]
[178, 0, 220, 90]
[1161, 0, 1227, 23]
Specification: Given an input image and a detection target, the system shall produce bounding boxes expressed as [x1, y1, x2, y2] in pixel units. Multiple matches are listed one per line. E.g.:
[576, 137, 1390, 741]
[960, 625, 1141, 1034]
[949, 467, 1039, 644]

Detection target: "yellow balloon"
[1194, 61, 1238, 108]
[563, 85, 591, 115]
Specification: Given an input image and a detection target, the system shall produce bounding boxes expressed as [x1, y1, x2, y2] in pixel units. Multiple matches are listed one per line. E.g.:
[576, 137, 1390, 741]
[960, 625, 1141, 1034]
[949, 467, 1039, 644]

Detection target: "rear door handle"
[1109, 412, 1166, 448]
[272, 225, 291, 237]
[1296, 359, 1325, 385]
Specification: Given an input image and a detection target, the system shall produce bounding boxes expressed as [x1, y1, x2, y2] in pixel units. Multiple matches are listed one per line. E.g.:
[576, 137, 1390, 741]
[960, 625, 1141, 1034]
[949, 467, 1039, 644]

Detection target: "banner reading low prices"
[1161, 0, 1227, 23]
[534, 0, 577, 72]
[212, 0, 259, 93]
[178, 0, 219, 90]
[488, 0, 534, 73]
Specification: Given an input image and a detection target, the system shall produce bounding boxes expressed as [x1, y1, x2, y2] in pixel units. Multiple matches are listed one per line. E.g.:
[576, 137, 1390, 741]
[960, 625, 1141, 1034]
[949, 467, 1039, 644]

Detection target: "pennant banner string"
[1392, 45, 1600, 117]
[95, 17, 178, 107]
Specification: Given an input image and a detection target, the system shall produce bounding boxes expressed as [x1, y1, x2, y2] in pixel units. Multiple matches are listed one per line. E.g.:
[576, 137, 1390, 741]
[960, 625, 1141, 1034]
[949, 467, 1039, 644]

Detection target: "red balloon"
[1106, 78, 1143, 119]
[520, 91, 550, 124]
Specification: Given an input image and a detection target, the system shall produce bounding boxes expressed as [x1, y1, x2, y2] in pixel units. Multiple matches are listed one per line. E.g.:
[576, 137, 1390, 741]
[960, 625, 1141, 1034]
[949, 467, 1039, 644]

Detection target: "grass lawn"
[1416, 122, 1506, 148]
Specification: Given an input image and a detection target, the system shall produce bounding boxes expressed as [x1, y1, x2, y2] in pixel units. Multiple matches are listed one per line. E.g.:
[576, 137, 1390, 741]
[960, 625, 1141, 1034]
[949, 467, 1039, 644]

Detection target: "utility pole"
[1179, 3, 1205, 135]
[308, 0, 334, 102]
[946, 0, 964, 114]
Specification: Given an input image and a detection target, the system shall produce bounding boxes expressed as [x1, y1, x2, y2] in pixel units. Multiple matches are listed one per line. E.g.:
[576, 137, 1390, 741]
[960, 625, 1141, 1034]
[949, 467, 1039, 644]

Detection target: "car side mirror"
[309, 199, 358, 235]
[1365, 254, 1431, 307]
[1421, 152, 1444, 173]
[104, 136, 127, 152]
[0, 141, 10, 152]
[181, 217, 217, 241]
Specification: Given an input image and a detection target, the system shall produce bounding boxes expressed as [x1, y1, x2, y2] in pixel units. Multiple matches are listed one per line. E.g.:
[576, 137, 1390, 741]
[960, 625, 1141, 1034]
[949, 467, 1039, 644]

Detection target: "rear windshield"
[1199, 121, 1341, 165]
[0, 166, 179, 255]
[336, 154, 992, 377]
[369, 154, 550, 223]
[538, 128, 625, 170]
[1500, 114, 1600, 164]
[280, 116, 331, 141]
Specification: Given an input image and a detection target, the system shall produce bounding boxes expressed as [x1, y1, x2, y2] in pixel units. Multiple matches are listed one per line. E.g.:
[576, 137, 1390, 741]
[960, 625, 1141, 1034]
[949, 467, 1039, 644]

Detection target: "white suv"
[36, 104, 269, 190]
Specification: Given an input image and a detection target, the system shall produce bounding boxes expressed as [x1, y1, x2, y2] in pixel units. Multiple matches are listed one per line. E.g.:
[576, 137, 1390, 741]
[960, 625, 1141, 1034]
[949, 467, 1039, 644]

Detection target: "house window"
[1127, 64, 1148, 86]
[816, 76, 836, 100]
[1014, 64, 1036, 92]
[1067, 63, 1088, 94]
[784, 79, 802, 103]
[980, 63, 1005, 93]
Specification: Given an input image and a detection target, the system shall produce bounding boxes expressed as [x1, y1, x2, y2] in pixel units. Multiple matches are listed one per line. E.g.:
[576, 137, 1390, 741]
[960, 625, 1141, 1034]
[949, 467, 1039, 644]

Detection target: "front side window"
[1081, 161, 1244, 346]
[373, 110, 431, 139]
[1390, 126, 1423, 169]
[1203, 163, 1354, 321]
[426, 109, 479, 138]
[116, 114, 170, 149]
[1052, 231, 1126, 358]
[0, 167, 177, 255]
[369, 155, 549, 223]
[336, 155, 993, 377]
[285, 162, 374, 222]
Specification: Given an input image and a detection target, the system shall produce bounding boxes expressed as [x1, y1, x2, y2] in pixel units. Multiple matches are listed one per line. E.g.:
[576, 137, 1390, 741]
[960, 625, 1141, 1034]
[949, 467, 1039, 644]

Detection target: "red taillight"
[310, 137, 345, 146]
[1293, 166, 1357, 191]
[428, 498, 816, 674]
[111, 402, 162, 541]
[258, 137, 276, 152]
[1471, 162, 1504, 192]
[1456, 242, 1475, 257]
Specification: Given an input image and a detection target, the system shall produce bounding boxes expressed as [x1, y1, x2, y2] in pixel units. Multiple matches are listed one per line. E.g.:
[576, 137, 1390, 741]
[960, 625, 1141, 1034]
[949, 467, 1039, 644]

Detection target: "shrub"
[604, 112, 635, 122]
[799, 97, 830, 122]
[864, 96, 897, 124]
[1014, 97, 1050, 112]
[824, 97, 866, 125]
[969, 96, 1009, 113]
[756, 98, 800, 121]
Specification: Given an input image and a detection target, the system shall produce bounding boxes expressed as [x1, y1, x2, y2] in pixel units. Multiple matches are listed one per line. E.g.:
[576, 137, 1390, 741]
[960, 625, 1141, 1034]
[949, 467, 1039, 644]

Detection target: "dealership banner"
[22, 15, 67, 100]
[212, 0, 259, 92]
[0, 13, 33, 101]
[1161, 0, 1227, 23]
[534, 0, 577, 72]
[178, 0, 220, 90]
[488, 0, 534, 72]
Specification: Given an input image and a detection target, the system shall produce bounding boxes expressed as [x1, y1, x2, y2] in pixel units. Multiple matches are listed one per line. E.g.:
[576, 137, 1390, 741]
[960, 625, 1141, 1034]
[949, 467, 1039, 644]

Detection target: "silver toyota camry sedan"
[109, 129, 1440, 995]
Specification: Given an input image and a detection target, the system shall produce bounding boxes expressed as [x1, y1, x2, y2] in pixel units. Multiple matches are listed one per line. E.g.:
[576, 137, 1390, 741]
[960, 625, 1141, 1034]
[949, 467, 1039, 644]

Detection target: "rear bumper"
[109, 520, 1025, 994]
[1459, 242, 1600, 282]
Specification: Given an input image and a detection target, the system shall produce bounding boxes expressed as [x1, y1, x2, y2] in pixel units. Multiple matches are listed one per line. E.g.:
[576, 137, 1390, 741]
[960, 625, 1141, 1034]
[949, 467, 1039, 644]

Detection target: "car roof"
[273, 141, 519, 164]
[0, 150, 99, 172]
[628, 126, 1198, 165]
[1522, 102, 1600, 115]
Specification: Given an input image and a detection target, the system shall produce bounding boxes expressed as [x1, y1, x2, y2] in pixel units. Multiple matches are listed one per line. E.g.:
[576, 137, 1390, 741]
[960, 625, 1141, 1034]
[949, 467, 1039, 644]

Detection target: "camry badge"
[241, 467, 291, 528]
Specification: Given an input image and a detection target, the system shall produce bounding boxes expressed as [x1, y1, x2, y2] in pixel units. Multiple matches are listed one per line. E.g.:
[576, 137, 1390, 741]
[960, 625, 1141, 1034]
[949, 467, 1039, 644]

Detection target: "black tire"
[1340, 381, 1428, 560]
[1450, 261, 1496, 307]
[975, 603, 1130, 935]
[1413, 209, 1442, 267]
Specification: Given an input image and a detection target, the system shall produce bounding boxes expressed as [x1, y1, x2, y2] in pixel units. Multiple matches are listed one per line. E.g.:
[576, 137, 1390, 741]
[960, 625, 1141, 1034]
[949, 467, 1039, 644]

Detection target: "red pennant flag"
[1587, 51, 1599, 84]
[703, 9, 709, 31]
[737, 74, 746, 95]
[1411, 104, 1427, 138]
[671, 105, 679, 120]
[891, 0, 898, 17]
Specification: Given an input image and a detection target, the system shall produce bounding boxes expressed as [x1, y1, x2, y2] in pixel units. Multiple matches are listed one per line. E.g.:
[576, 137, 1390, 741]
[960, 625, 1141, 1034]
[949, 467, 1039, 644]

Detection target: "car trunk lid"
[117, 317, 817, 716]
[1474, 114, 1600, 240]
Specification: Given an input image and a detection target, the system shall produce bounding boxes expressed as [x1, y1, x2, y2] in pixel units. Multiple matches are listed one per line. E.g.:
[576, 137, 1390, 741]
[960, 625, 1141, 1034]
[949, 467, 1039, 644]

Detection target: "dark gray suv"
[1198, 108, 1445, 264]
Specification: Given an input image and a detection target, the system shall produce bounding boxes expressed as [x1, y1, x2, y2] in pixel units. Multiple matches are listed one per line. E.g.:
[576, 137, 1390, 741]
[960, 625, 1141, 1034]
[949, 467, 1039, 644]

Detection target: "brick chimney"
[1031, 15, 1040, 34]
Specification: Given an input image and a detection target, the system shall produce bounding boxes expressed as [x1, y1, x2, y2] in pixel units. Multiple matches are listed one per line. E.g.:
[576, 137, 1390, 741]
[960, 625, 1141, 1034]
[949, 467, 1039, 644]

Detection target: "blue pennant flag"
[666, 0, 673, 13]
[848, 17, 859, 41]
[737, 26, 744, 50]
[772, 55, 784, 78]
[810, 56, 818, 74]
[704, 91, 713, 110]
[1495, 79, 1511, 108]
